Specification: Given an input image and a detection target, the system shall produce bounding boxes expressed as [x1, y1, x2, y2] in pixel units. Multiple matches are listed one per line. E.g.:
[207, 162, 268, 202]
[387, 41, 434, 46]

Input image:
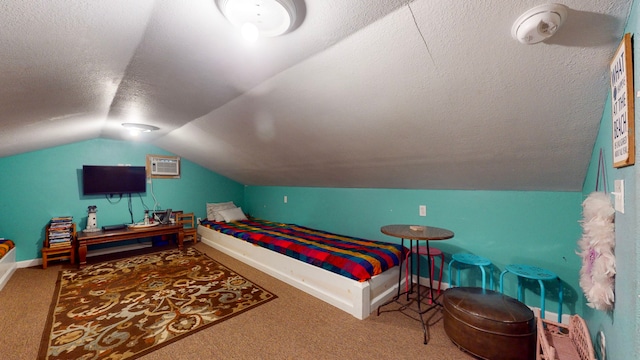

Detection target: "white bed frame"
[0, 247, 17, 292]
[198, 225, 403, 319]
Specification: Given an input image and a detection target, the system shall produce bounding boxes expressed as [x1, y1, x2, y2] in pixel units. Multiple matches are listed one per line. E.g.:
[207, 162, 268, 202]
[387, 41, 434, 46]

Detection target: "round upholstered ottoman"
[442, 287, 536, 360]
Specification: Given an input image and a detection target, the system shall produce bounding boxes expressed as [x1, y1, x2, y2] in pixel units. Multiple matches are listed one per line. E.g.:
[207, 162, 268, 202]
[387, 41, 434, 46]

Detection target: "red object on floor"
[405, 246, 444, 303]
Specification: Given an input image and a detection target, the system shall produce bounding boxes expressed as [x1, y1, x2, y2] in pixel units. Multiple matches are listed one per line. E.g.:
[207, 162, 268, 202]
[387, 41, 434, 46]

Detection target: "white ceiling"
[0, 0, 633, 190]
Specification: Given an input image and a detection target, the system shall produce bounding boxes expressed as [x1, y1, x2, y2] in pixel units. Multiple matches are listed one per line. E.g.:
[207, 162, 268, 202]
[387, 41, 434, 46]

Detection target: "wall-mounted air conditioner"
[150, 156, 180, 176]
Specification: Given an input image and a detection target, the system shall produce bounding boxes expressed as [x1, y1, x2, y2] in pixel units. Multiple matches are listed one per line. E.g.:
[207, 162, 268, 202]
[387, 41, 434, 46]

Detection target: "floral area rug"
[39, 247, 277, 359]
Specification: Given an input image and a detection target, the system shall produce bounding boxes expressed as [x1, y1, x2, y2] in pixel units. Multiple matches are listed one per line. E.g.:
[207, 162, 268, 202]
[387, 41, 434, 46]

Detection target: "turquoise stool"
[499, 264, 563, 323]
[448, 253, 493, 290]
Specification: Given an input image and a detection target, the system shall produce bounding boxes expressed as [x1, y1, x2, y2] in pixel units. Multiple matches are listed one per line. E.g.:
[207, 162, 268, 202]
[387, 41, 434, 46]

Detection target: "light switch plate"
[614, 180, 624, 213]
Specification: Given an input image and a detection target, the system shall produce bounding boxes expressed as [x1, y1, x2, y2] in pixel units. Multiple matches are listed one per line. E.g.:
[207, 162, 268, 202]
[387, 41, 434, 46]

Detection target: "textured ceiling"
[0, 0, 633, 190]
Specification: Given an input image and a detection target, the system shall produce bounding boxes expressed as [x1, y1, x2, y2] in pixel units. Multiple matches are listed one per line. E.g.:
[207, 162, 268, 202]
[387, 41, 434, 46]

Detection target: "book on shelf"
[49, 228, 71, 233]
[50, 223, 72, 228]
[47, 216, 75, 248]
[49, 237, 71, 243]
[48, 241, 72, 248]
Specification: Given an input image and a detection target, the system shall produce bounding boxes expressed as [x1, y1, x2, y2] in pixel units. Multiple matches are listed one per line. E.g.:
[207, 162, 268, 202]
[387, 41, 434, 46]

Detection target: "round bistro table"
[378, 224, 454, 344]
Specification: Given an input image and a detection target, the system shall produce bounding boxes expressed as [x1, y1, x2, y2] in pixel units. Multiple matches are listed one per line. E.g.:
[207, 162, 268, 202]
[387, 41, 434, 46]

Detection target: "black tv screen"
[82, 165, 147, 195]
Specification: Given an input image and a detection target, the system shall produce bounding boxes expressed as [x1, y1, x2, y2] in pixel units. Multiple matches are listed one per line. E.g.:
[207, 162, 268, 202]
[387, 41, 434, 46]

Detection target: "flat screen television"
[82, 165, 147, 195]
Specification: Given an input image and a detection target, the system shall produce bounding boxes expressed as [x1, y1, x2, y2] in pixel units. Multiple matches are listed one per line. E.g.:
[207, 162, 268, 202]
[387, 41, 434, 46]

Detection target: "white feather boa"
[577, 192, 616, 311]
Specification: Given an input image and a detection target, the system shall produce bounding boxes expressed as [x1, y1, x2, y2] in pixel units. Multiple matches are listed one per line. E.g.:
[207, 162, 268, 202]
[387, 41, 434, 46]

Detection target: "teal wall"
[245, 186, 584, 317]
[0, 138, 244, 262]
[1, 4, 637, 358]
[580, 1, 639, 358]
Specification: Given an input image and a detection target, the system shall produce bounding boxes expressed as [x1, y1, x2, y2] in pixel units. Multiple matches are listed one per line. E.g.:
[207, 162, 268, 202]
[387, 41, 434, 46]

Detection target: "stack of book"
[48, 216, 74, 248]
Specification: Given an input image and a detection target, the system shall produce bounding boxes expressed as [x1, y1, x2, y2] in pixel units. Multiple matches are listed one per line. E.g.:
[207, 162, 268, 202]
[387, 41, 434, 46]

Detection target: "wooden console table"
[76, 224, 184, 268]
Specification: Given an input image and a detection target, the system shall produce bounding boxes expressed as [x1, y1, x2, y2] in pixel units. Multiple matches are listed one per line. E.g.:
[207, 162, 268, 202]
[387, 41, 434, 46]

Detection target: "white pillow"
[219, 207, 248, 222]
[206, 201, 237, 221]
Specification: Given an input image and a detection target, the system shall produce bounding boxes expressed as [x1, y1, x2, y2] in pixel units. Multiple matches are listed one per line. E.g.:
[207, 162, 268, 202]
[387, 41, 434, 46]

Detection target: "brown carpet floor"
[0, 242, 475, 359]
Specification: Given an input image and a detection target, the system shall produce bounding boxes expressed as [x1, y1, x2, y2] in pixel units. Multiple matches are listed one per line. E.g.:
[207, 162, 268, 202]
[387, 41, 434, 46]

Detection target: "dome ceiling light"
[216, 0, 298, 40]
[122, 123, 159, 137]
[512, 3, 568, 44]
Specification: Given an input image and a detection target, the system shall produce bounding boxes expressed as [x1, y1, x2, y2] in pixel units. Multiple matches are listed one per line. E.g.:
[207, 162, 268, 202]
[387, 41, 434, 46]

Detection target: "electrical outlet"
[419, 205, 427, 216]
[284, 195, 288, 203]
[613, 180, 624, 213]
[197, 217, 201, 224]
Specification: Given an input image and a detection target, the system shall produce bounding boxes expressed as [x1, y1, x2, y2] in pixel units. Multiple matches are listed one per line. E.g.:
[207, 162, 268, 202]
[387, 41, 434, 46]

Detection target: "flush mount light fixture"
[512, 3, 568, 44]
[122, 123, 159, 137]
[216, 0, 298, 40]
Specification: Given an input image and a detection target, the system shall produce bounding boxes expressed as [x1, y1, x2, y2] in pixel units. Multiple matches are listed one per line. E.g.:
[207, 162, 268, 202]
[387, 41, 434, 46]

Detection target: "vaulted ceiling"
[0, 0, 633, 190]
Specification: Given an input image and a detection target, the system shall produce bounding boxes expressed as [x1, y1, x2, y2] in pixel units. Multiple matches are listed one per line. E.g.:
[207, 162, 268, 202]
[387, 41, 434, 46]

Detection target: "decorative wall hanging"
[610, 33, 635, 168]
[577, 149, 616, 311]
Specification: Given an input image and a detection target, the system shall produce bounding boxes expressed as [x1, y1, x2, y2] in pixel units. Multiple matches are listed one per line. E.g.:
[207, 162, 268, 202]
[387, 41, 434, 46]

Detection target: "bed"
[0, 240, 17, 291]
[198, 218, 405, 319]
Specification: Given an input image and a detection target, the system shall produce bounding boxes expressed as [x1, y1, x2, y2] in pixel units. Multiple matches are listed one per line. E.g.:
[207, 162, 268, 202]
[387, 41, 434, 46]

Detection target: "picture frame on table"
[152, 210, 182, 224]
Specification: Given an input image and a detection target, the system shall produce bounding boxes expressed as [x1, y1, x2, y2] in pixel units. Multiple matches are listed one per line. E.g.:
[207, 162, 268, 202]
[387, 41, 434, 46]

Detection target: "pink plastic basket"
[535, 309, 595, 360]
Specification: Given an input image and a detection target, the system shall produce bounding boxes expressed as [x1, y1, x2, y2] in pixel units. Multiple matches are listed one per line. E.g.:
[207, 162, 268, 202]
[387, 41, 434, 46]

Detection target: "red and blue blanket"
[202, 219, 404, 282]
[0, 239, 15, 260]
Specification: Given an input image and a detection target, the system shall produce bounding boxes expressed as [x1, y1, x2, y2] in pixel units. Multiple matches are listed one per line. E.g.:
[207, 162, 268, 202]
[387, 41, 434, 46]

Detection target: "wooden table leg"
[178, 230, 184, 250]
[78, 242, 87, 268]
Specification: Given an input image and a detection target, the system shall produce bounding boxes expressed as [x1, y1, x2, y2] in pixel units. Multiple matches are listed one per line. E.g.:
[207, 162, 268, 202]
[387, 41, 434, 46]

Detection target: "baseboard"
[18, 243, 155, 270]
[18, 259, 41, 268]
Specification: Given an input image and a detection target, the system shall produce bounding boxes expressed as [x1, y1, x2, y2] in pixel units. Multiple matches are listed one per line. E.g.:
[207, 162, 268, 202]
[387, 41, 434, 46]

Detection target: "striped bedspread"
[0, 239, 15, 260]
[202, 219, 404, 282]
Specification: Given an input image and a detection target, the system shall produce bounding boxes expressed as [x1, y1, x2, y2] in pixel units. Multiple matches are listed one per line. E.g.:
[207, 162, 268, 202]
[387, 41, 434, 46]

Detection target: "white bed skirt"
[198, 224, 403, 319]
[0, 247, 17, 292]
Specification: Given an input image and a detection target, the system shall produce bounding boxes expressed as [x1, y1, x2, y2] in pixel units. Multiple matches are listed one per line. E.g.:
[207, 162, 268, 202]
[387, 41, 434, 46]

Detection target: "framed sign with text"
[610, 33, 635, 168]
